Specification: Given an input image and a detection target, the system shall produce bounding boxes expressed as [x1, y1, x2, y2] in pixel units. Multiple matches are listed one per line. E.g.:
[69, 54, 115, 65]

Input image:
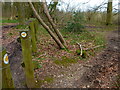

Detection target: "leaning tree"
[28, 1, 67, 49]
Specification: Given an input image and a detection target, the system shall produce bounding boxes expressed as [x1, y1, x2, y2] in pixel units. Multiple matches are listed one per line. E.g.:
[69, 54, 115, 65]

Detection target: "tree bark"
[28, 2, 65, 49]
[42, 1, 67, 47]
[106, 0, 113, 25]
[15, 2, 25, 24]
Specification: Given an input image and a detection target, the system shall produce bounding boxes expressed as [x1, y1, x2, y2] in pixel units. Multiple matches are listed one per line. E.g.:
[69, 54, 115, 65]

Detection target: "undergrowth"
[1, 19, 19, 23]
[65, 12, 85, 32]
[112, 75, 120, 88]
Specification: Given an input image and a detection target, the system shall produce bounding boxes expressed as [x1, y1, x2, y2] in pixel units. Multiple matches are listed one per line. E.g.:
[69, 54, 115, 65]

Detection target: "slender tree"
[28, 1, 65, 49]
[42, 1, 67, 47]
[106, 0, 113, 25]
[2, 2, 11, 19]
[15, 2, 25, 24]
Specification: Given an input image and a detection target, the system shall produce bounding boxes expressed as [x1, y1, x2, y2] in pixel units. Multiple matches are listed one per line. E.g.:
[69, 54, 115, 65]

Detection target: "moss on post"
[0, 47, 14, 88]
[19, 30, 35, 88]
[34, 19, 39, 41]
[29, 22, 37, 53]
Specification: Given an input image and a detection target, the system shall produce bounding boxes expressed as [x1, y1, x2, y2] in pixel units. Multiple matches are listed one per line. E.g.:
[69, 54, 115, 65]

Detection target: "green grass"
[61, 27, 107, 47]
[37, 24, 107, 48]
[62, 30, 95, 44]
[43, 76, 54, 83]
[86, 21, 118, 32]
[37, 25, 49, 35]
[14, 24, 29, 29]
[37, 25, 107, 62]
[36, 23, 113, 64]
[0, 18, 35, 24]
[112, 75, 120, 88]
[0, 19, 19, 23]
[61, 28, 107, 61]
[8, 32, 13, 36]
[94, 36, 106, 46]
[33, 61, 42, 69]
[53, 56, 78, 67]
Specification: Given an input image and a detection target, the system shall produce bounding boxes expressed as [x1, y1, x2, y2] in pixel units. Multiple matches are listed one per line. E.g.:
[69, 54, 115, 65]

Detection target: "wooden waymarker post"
[0, 47, 14, 89]
[34, 19, 39, 41]
[29, 21, 37, 53]
[19, 30, 35, 88]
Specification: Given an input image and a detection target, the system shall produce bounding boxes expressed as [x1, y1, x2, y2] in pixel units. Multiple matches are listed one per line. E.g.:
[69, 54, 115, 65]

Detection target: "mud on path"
[43, 30, 119, 88]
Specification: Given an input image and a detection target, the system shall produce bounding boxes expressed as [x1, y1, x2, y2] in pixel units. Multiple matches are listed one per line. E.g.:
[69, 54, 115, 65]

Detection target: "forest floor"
[2, 23, 119, 88]
[44, 30, 119, 88]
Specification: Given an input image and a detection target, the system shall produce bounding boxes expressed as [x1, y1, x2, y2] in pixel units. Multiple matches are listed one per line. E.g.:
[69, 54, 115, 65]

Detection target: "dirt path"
[2, 27, 26, 88]
[3, 26, 119, 88]
[5, 41, 26, 88]
[8, 42, 26, 88]
[44, 30, 119, 88]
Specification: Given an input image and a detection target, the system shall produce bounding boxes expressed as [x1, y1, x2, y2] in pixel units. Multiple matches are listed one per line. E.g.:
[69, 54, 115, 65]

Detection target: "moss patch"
[53, 56, 78, 67]
[112, 75, 120, 88]
[1, 19, 19, 23]
[35, 76, 54, 87]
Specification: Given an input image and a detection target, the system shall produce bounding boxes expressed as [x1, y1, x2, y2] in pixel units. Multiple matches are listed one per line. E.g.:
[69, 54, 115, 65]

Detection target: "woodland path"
[45, 30, 119, 88]
[2, 25, 119, 88]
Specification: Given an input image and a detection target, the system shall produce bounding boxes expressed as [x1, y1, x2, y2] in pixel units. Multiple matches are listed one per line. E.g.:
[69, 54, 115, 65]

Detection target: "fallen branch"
[84, 45, 105, 51]
[76, 42, 105, 52]
[76, 42, 83, 56]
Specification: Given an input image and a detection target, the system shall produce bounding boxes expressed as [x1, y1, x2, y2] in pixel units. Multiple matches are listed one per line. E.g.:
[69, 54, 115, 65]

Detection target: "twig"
[38, 52, 46, 58]
[83, 64, 93, 68]
[84, 45, 104, 51]
[76, 42, 105, 55]
[76, 42, 83, 56]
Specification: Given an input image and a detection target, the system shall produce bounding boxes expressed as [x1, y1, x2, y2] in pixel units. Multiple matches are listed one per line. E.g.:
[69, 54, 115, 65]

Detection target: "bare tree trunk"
[106, 0, 113, 25]
[28, 2, 65, 49]
[42, 1, 67, 47]
[15, 2, 25, 24]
